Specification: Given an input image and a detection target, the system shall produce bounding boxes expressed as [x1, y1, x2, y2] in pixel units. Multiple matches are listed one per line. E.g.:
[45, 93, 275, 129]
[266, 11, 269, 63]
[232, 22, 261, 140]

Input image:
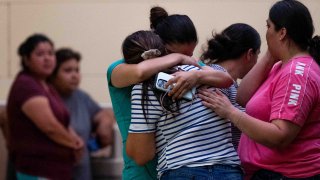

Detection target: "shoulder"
[8, 72, 46, 106]
[74, 89, 88, 97]
[107, 59, 125, 81]
[208, 64, 226, 72]
[277, 56, 315, 80]
[132, 83, 155, 97]
[72, 89, 95, 102]
[178, 64, 200, 72]
[12, 72, 41, 92]
[16, 72, 38, 85]
[132, 83, 143, 92]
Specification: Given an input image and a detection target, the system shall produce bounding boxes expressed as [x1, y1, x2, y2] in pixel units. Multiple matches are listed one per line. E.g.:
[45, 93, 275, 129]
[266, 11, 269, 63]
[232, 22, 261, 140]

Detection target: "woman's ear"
[245, 48, 254, 62]
[22, 56, 29, 67]
[279, 27, 287, 41]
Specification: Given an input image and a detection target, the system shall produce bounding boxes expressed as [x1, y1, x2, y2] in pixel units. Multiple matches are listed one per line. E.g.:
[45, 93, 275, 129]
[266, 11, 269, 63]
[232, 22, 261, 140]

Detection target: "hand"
[74, 135, 84, 150]
[73, 136, 84, 165]
[165, 71, 199, 99]
[68, 127, 84, 150]
[198, 88, 236, 118]
[180, 54, 200, 67]
[74, 148, 84, 165]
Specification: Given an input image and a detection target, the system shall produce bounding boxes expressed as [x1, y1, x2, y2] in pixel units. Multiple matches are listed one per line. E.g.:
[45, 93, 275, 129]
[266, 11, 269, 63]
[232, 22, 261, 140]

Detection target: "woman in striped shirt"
[125, 23, 261, 180]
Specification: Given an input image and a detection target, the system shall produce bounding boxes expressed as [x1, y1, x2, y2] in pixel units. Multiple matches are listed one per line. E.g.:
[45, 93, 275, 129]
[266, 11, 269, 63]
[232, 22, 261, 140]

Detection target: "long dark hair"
[269, 0, 320, 64]
[201, 23, 261, 65]
[122, 30, 179, 119]
[150, 6, 198, 45]
[18, 34, 54, 71]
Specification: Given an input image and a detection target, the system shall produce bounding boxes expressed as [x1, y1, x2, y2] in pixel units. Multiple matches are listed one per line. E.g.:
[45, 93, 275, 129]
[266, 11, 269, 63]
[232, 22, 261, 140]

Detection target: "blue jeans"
[161, 164, 243, 180]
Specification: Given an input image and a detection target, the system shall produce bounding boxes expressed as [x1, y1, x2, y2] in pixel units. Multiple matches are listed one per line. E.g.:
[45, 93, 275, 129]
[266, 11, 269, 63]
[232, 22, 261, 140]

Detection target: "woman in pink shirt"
[199, 0, 320, 179]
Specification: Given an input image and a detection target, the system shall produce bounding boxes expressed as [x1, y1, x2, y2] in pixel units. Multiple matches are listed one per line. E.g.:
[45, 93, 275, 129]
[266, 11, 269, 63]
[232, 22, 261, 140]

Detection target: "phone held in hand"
[155, 72, 195, 101]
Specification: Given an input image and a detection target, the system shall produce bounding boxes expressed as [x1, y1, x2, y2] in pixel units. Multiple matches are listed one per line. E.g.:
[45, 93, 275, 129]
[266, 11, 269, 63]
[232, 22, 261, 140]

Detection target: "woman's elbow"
[126, 147, 154, 166]
[262, 137, 292, 149]
[133, 156, 153, 166]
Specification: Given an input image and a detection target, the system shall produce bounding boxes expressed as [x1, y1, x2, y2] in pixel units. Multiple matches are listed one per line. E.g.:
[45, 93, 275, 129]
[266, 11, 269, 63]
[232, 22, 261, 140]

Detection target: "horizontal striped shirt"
[129, 65, 240, 177]
[209, 64, 245, 150]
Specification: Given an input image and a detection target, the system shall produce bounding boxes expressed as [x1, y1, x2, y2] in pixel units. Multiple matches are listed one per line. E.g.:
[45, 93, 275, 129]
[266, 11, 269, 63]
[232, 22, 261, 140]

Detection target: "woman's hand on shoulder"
[198, 88, 234, 118]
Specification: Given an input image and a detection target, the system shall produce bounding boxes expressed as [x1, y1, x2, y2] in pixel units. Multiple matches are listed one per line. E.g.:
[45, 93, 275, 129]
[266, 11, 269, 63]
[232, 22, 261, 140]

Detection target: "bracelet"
[231, 109, 244, 128]
[198, 61, 206, 67]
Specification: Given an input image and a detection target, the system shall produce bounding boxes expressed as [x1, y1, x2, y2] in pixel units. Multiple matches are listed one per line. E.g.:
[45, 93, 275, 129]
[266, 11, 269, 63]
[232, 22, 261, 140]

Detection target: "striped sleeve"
[129, 83, 163, 133]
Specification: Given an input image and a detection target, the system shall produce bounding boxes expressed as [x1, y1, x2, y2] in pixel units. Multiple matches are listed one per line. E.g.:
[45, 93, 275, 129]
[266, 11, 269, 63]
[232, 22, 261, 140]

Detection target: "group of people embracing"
[108, 0, 320, 180]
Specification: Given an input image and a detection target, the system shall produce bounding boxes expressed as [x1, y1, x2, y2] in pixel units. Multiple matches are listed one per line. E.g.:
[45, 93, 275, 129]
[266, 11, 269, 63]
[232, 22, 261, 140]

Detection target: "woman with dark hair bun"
[199, 0, 320, 179]
[149, 6, 168, 29]
[124, 30, 246, 180]
[150, 6, 198, 56]
[107, 6, 232, 180]
[7, 34, 83, 180]
[199, 23, 261, 150]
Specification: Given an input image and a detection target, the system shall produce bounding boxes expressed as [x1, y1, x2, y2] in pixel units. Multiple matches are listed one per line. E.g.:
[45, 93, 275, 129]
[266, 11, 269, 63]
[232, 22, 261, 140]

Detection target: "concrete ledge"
[91, 157, 123, 180]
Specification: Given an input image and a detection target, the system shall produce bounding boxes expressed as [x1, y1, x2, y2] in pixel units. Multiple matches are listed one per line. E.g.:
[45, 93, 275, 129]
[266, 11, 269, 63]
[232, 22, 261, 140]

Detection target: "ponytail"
[309, 35, 320, 65]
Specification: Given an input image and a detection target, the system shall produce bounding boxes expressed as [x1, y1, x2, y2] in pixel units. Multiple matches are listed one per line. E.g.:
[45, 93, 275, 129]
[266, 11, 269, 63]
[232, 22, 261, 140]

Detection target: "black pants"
[251, 169, 320, 180]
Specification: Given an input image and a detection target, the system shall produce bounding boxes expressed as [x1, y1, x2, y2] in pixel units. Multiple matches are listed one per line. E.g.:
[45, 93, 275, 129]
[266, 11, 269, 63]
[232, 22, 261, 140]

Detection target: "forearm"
[112, 53, 188, 88]
[22, 97, 80, 149]
[228, 108, 297, 149]
[197, 69, 233, 88]
[136, 53, 187, 78]
[93, 110, 115, 146]
[237, 51, 276, 106]
[45, 123, 79, 149]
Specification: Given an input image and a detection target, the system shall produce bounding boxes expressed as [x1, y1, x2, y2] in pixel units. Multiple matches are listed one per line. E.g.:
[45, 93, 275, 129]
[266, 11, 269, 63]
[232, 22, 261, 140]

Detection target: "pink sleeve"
[270, 61, 314, 126]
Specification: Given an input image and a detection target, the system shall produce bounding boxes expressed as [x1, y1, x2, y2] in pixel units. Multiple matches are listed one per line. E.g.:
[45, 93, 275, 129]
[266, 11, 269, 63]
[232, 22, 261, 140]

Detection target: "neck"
[216, 59, 241, 81]
[57, 89, 71, 98]
[28, 71, 48, 82]
[281, 43, 309, 65]
[51, 82, 72, 98]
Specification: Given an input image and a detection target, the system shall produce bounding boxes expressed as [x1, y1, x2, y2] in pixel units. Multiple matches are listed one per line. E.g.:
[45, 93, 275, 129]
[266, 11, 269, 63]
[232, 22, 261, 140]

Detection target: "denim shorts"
[251, 169, 320, 180]
[161, 164, 243, 180]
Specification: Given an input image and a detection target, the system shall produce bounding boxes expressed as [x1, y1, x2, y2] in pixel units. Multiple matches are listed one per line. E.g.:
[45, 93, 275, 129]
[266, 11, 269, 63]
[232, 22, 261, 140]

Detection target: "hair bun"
[201, 33, 235, 62]
[310, 35, 320, 47]
[309, 35, 320, 62]
[150, 6, 168, 29]
[18, 42, 27, 57]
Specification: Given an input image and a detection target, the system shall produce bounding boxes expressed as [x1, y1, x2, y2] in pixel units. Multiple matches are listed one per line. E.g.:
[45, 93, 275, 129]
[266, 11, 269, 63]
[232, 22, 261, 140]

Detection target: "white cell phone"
[155, 72, 196, 101]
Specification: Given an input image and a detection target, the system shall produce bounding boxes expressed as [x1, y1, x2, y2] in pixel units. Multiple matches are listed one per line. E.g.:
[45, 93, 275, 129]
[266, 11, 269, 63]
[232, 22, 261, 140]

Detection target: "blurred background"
[0, 0, 320, 179]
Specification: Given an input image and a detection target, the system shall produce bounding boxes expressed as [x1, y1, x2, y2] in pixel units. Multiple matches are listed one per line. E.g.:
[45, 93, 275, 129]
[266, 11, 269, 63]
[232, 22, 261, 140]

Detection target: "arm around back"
[110, 53, 198, 88]
[166, 65, 233, 99]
